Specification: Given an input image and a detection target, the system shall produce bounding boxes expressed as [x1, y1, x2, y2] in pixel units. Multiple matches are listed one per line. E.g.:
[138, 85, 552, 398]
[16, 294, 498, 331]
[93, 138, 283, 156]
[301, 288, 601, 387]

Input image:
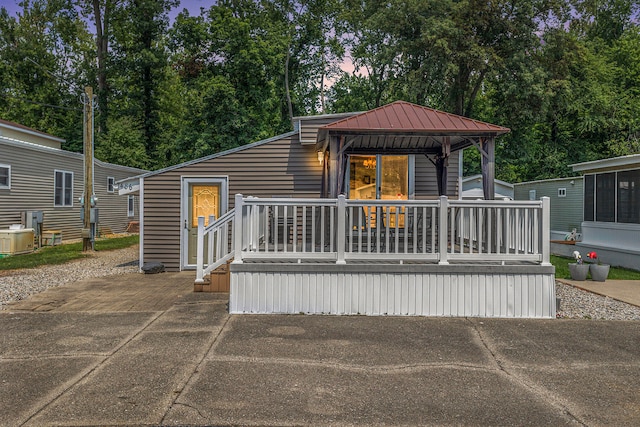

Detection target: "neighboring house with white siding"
[0, 119, 146, 241]
[513, 177, 584, 241]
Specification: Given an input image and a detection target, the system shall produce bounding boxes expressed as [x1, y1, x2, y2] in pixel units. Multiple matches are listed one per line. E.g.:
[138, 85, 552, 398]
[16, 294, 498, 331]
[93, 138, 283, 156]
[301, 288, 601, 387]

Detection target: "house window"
[0, 164, 10, 189]
[528, 190, 536, 200]
[596, 172, 615, 222]
[107, 177, 115, 193]
[558, 188, 566, 197]
[617, 170, 640, 224]
[54, 170, 74, 207]
[128, 195, 135, 217]
[584, 174, 594, 221]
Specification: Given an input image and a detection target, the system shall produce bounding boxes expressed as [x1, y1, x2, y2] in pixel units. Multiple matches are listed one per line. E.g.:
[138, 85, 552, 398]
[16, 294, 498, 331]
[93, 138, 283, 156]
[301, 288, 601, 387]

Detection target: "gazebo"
[316, 101, 510, 200]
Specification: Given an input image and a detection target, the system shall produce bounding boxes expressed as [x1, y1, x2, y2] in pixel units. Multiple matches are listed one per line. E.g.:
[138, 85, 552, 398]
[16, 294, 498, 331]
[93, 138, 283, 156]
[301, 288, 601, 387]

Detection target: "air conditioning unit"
[0, 229, 35, 257]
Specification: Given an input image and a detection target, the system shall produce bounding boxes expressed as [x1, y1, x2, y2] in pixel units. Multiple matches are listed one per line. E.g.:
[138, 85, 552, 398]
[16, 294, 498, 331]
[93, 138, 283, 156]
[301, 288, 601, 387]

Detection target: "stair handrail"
[195, 208, 235, 283]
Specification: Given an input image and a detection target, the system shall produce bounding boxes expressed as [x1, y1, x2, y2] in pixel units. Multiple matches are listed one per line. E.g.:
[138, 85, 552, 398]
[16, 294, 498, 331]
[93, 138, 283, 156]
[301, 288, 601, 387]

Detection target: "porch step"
[194, 262, 230, 293]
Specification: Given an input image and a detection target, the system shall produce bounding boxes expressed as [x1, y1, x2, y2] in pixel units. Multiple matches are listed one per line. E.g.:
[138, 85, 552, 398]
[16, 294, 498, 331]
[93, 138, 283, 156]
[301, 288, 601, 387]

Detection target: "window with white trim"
[558, 187, 566, 197]
[54, 170, 74, 207]
[0, 164, 10, 189]
[107, 176, 115, 193]
[128, 195, 135, 217]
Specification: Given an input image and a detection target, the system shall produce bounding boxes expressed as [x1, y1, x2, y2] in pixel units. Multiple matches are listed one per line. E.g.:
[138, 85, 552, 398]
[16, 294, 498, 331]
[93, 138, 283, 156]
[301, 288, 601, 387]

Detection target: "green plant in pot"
[568, 251, 589, 281]
[587, 251, 609, 282]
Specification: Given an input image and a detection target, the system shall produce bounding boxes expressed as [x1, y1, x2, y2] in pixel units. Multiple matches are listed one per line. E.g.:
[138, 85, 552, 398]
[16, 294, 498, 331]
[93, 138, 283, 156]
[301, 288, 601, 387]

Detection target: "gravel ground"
[0, 245, 139, 309]
[1, 247, 639, 319]
[555, 281, 640, 320]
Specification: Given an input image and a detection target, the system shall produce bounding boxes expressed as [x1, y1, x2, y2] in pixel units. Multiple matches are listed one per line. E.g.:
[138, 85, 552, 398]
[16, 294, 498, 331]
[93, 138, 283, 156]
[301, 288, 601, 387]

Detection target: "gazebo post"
[440, 137, 451, 195]
[481, 137, 496, 200]
[329, 135, 340, 198]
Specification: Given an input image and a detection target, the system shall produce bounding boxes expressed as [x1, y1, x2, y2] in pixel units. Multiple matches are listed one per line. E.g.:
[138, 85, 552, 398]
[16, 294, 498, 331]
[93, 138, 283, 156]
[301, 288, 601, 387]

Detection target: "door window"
[190, 184, 221, 226]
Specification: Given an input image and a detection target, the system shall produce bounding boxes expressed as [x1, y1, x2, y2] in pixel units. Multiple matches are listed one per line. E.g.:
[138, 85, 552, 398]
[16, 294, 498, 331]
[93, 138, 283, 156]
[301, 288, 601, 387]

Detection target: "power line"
[0, 93, 83, 112]
[25, 57, 77, 89]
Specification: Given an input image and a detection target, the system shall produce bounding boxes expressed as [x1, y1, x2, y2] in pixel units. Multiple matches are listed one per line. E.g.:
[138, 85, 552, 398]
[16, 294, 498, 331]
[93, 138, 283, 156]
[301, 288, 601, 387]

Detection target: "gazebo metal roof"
[316, 101, 509, 154]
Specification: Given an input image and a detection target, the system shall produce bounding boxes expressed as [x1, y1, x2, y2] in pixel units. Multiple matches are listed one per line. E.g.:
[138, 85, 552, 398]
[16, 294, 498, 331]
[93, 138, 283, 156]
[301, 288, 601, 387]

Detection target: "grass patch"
[551, 254, 640, 280]
[0, 234, 138, 271]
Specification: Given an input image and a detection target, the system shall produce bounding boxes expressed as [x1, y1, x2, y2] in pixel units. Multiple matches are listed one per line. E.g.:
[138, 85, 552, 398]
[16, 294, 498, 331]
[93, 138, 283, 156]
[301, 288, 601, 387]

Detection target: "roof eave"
[570, 154, 640, 172]
[322, 129, 509, 137]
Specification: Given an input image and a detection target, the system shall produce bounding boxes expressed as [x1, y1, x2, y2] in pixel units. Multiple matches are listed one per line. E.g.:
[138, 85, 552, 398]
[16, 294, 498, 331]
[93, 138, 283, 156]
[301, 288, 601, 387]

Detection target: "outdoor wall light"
[317, 150, 324, 164]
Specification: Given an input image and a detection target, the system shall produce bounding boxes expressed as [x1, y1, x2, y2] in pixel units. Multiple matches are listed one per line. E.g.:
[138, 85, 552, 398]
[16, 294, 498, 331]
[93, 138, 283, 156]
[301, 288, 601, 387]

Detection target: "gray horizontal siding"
[144, 134, 321, 271]
[0, 140, 144, 241]
[514, 177, 583, 234]
[297, 113, 356, 145]
[415, 151, 459, 197]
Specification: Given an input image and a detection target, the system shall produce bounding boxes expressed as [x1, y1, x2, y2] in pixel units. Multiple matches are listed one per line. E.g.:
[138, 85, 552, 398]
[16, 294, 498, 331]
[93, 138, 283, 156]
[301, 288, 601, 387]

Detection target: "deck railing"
[445, 199, 549, 263]
[196, 194, 550, 280]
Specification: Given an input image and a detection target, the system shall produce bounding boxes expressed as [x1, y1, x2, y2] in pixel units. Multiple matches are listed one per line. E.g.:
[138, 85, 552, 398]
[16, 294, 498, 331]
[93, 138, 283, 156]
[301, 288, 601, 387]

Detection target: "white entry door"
[181, 177, 228, 269]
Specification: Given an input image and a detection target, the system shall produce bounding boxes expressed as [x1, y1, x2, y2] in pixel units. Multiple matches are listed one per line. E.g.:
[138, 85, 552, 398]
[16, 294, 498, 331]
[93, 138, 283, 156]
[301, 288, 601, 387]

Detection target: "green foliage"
[95, 116, 150, 169]
[0, 0, 638, 184]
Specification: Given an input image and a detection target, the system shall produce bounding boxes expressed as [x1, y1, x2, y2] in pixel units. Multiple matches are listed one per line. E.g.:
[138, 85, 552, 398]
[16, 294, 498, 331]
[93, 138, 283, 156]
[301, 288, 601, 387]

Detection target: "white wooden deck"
[196, 195, 555, 318]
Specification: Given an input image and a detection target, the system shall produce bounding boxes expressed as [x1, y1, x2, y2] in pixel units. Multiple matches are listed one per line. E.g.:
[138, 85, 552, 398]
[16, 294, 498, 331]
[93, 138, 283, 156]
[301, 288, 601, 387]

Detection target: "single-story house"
[514, 177, 584, 241]
[570, 155, 640, 270]
[0, 119, 146, 243]
[462, 174, 514, 200]
[122, 101, 555, 318]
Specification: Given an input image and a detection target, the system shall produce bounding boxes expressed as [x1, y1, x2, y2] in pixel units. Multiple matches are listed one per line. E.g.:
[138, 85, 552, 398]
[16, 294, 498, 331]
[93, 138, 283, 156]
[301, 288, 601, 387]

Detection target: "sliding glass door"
[348, 155, 409, 201]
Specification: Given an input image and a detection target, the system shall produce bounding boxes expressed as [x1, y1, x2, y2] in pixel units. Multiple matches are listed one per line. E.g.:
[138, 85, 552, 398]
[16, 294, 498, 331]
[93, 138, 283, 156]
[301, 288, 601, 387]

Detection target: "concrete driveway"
[1, 271, 639, 426]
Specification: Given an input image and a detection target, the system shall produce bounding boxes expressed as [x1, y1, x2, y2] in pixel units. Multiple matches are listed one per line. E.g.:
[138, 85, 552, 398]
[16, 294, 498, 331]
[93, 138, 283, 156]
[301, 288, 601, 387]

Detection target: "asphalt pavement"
[1, 271, 639, 426]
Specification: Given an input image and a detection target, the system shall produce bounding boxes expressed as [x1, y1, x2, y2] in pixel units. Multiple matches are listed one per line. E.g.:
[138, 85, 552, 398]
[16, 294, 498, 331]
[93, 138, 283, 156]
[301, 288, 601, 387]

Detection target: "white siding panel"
[230, 265, 555, 318]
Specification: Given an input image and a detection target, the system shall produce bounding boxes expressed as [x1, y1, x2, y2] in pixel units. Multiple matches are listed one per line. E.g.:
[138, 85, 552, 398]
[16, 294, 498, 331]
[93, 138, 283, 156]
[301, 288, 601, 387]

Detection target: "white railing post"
[438, 195, 449, 265]
[195, 215, 205, 283]
[336, 194, 346, 264]
[233, 194, 244, 264]
[208, 214, 215, 266]
[541, 196, 551, 265]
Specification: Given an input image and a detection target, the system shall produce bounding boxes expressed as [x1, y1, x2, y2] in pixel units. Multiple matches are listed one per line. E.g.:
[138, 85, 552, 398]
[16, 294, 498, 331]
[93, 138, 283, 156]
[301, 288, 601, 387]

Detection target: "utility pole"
[82, 86, 94, 252]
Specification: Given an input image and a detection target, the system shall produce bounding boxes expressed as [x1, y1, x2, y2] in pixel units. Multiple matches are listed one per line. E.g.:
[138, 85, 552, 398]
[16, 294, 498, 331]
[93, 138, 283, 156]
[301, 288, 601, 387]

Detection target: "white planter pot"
[589, 264, 610, 282]
[568, 263, 589, 281]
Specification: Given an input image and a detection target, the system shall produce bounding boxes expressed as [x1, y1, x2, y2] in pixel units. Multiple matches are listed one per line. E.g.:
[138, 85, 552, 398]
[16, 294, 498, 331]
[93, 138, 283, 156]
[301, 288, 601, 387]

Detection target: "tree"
[95, 116, 149, 168]
[108, 0, 178, 158]
[0, 0, 91, 150]
[85, 0, 116, 134]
